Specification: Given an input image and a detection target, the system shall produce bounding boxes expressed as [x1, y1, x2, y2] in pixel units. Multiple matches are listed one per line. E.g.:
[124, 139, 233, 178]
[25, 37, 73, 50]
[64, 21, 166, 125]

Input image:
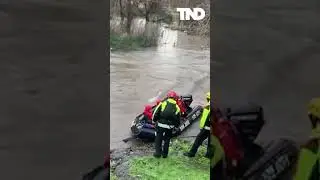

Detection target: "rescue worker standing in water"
[152, 90, 181, 158]
[294, 98, 320, 180]
[184, 92, 212, 158]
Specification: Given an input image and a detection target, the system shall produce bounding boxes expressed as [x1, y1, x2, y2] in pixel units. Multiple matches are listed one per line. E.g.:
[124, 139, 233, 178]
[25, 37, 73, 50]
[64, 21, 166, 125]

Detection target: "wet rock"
[110, 144, 156, 179]
[111, 149, 129, 161]
[115, 161, 131, 179]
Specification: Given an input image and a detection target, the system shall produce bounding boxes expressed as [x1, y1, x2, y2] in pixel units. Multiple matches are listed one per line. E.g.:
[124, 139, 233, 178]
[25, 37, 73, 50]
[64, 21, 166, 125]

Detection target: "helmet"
[206, 92, 210, 102]
[307, 98, 320, 119]
[167, 90, 178, 99]
[144, 105, 153, 112]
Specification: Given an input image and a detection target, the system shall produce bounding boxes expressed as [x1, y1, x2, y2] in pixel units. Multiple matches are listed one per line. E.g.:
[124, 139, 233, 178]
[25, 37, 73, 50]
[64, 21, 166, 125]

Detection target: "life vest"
[152, 98, 181, 122]
[199, 105, 210, 130]
[210, 134, 225, 168]
[294, 140, 320, 180]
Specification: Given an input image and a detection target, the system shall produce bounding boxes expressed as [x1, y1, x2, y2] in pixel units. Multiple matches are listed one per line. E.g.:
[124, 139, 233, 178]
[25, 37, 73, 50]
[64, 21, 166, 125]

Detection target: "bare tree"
[132, 0, 162, 22]
[119, 0, 125, 22]
[126, 0, 134, 34]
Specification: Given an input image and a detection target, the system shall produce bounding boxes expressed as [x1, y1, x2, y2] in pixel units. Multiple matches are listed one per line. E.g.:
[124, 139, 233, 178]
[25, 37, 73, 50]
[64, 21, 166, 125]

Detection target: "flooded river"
[110, 21, 210, 149]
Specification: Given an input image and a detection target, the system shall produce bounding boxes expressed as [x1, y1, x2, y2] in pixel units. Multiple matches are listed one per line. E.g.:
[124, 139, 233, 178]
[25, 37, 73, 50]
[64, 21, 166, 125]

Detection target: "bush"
[110, 32, 157, 51]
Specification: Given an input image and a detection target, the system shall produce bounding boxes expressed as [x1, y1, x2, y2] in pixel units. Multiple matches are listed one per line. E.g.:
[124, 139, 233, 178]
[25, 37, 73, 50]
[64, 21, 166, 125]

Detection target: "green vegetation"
[110, 169, 118, 180]
[110, 32, 156, 51]
[128, 139, 210, 180]
[110, 0, 209, 51]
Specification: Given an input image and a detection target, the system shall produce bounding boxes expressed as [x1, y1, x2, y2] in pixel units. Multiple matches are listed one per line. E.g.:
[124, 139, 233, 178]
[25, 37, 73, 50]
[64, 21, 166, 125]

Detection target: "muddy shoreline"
[111, 144, 154, 180]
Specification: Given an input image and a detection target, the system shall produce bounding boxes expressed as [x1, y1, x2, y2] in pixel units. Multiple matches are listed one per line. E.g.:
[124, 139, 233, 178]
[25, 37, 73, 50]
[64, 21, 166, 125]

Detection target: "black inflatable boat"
[211, 105, 299, 180]
[130, 94, 203, 141]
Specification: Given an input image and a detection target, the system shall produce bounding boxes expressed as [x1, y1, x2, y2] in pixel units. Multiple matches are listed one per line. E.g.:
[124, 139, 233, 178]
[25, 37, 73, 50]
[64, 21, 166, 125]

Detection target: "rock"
[115, 161, 131, 179]
[112, 149, 128, 161]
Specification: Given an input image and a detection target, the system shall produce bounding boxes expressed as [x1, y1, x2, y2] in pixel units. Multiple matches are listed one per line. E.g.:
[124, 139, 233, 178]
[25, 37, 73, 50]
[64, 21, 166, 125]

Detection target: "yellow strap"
[199, 107, 210, 129]
[293, 148, 318, 180]
[175, 104, 181, 115]
[166, 98, 180, 115]
[167, 98, 176, 104]
[152, 99, 180, 120]
[160, 101, 167, 112]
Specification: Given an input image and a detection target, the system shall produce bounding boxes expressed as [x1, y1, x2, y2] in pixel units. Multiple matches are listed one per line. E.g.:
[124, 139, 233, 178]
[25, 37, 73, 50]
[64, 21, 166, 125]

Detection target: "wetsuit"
[185, 103, 212, 157]
[152, 98, 181, 158]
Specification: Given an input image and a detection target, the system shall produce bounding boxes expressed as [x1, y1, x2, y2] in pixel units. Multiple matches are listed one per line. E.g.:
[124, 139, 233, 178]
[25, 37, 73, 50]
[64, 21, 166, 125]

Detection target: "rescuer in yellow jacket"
[293, 98, 320, 180]
[152, 90, 181, 158]
[184, 92, 212, 158]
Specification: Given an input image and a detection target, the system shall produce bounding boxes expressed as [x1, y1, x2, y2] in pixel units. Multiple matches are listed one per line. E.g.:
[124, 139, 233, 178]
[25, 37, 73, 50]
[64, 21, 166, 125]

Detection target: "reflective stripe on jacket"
[157, 122, 174, 129]
[152, 98, 180, 119]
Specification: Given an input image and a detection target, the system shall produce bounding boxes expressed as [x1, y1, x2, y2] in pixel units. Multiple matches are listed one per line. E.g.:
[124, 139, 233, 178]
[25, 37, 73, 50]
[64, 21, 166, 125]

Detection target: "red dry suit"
[176, 97, 187, 116]
[211, 108, 244, 163]
[143, 98, 161, 121]
[143, 105, 153, 121]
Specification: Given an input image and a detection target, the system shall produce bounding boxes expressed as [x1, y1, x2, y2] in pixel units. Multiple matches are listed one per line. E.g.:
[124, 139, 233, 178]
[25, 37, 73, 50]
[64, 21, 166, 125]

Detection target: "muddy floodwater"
[110, 21, 210, 149]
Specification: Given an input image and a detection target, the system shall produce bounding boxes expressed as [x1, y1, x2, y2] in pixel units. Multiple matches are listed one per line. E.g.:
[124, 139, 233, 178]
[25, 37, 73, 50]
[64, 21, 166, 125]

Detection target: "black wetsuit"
[185, 104, 212, 157]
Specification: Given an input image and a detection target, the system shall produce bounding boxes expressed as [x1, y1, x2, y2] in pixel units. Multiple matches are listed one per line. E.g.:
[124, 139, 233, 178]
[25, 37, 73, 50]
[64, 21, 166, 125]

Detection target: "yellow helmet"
[307, 98, 320, 119]
[206, 92, 210, 102]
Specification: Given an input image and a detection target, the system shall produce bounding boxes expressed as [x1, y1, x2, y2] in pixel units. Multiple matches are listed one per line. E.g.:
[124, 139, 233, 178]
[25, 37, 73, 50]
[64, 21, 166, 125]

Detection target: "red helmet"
[144, 105, 153, 112]
[167, 90, 178, 99]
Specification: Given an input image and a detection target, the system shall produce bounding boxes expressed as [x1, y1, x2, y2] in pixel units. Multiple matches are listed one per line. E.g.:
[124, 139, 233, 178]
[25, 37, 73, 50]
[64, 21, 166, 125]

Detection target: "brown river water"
[110, 19, 210, 149]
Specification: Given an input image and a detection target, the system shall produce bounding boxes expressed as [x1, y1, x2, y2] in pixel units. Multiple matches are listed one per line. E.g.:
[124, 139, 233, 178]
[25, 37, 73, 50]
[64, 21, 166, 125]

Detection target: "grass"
[110, 32, 157, 51]
[110, 170, 118, 180]
[128, 139, 210, 180]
